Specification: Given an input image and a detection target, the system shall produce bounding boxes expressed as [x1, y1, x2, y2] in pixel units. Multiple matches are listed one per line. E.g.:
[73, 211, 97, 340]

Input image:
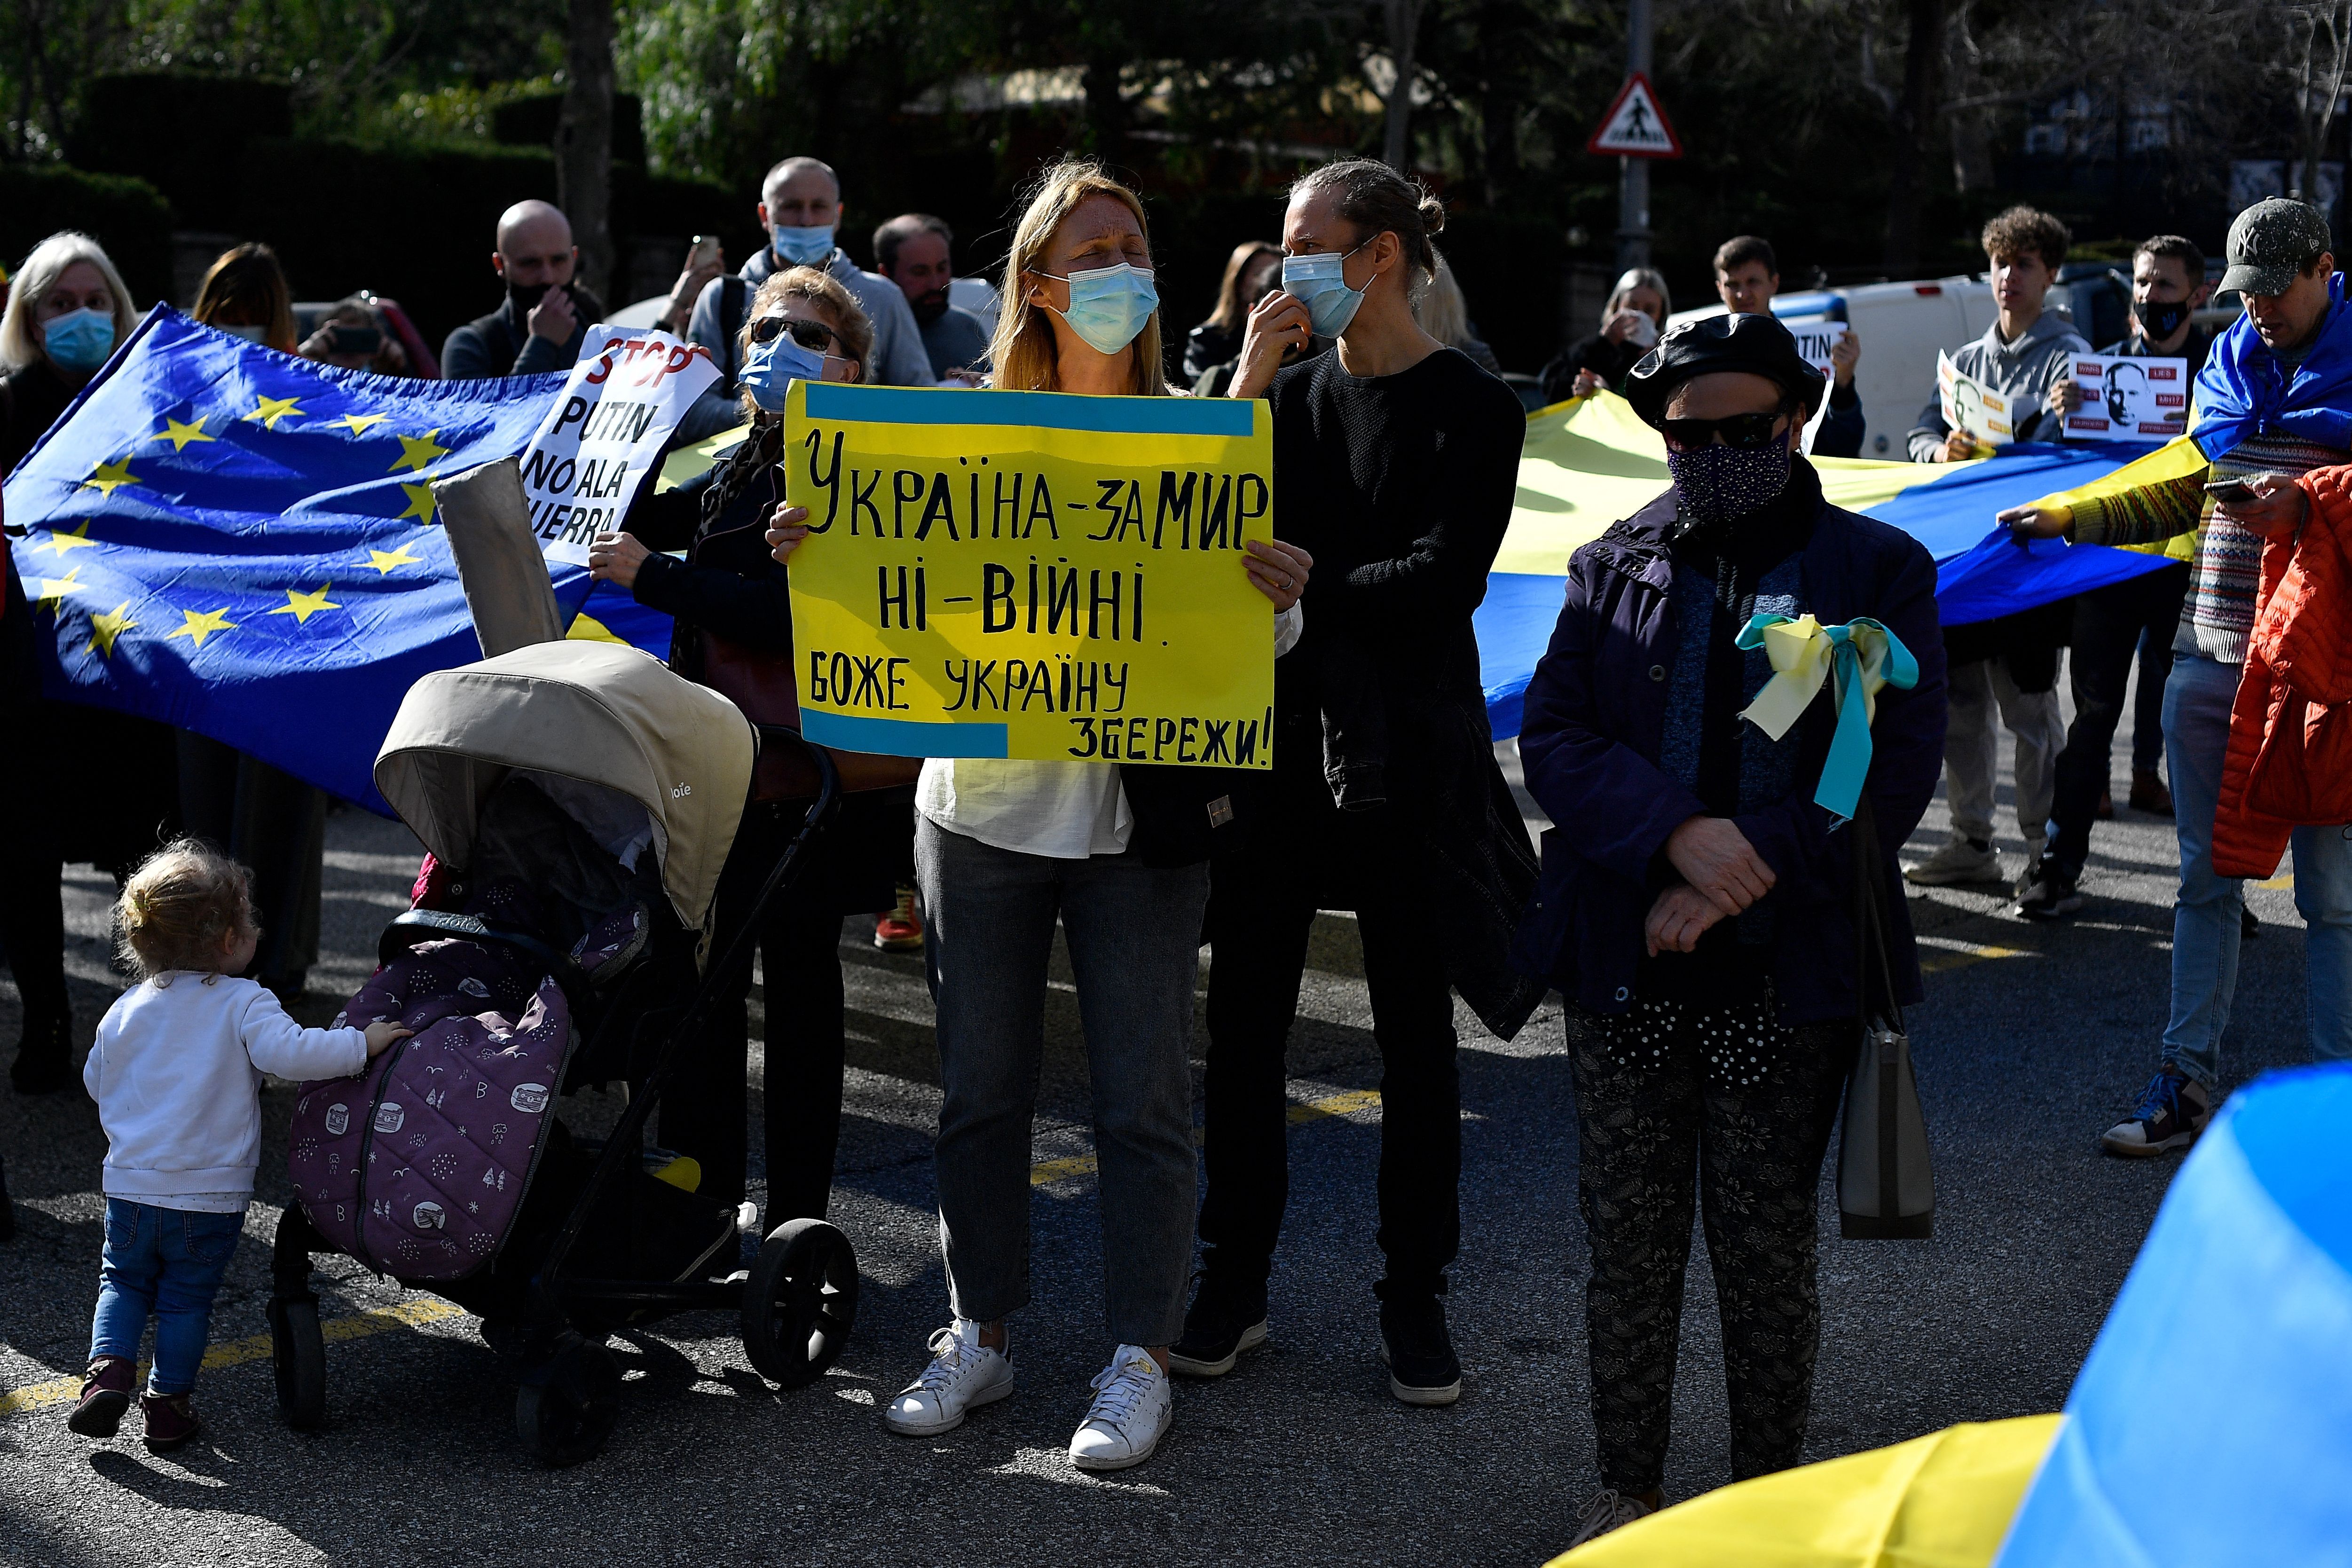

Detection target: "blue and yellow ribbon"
[1735, 614, 1919, 823]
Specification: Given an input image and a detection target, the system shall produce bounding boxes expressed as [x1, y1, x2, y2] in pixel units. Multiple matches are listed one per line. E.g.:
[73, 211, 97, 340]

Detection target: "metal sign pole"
[1616, 0, 1653, 271]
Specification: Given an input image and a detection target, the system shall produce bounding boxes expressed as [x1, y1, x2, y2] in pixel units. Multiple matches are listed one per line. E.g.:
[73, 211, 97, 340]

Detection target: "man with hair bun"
[1180, 158, 1541, 1410]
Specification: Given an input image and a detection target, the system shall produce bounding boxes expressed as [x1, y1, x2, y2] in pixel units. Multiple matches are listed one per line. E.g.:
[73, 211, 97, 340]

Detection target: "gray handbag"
[1837, 796, 1935, 1238]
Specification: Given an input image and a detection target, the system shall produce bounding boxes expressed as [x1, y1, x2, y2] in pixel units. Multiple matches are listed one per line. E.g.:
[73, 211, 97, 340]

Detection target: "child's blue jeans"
[89, 1198, 244, 1395]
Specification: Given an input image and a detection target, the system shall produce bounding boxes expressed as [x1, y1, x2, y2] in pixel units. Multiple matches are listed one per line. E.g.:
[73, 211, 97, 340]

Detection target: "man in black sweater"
[441, 199, 603, 379]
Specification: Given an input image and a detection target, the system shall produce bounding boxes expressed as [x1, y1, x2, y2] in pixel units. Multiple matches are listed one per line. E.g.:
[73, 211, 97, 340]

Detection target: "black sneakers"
[1377, 1293, 1462, 1407]
[1167, 1274, 1268, 1379]
[2016, 863, 2084, 922]
[2101, 1067, 2212, 1157]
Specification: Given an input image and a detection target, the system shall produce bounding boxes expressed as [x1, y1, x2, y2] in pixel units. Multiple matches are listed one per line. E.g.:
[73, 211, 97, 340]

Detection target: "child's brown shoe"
[139, 1391, 203, 1453]
[66, 1356, 135, 1438]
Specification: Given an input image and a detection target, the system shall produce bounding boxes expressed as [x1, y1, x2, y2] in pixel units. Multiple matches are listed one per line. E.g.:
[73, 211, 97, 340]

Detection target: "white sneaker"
[1904, 835, 2001, 886]
[884, 1319, 1014, 1436]
[1068, 1345, 1173, 1472]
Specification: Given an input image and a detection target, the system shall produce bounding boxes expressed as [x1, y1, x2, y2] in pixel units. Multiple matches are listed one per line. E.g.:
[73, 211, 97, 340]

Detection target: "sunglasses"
[749, 314, 840, 352]
[1660, 410, 1792, 451]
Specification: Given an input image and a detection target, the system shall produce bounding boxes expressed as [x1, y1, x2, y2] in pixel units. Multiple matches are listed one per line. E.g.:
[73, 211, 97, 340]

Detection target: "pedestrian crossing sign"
[1587, 72, 1682, 158]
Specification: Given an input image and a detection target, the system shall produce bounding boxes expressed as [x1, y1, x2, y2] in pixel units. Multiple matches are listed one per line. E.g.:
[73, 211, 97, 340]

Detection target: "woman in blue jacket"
[1513, 313, 1945, 1547]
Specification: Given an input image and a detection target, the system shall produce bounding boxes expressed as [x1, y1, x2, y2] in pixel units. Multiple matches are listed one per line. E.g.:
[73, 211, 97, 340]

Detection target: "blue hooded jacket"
[2192, 272, 2352, 461]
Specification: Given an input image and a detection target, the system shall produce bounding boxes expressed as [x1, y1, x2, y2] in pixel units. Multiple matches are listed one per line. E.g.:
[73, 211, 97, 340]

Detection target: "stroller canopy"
[376, 641, 756, 932]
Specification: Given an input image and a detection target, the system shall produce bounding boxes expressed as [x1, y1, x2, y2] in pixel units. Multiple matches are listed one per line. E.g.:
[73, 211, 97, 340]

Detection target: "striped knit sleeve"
[2069, 466, 2208, 547]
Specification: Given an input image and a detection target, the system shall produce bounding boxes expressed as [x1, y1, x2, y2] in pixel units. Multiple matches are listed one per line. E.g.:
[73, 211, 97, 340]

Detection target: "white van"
[1668, 274, 2142, 458]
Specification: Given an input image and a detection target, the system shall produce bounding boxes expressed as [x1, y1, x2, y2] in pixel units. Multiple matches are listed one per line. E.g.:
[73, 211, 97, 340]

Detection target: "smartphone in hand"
[2203, 478, 2257, 504]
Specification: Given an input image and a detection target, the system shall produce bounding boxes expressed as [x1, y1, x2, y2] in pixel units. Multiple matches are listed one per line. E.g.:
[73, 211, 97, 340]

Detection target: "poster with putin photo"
[2063, 354, 2191, 443]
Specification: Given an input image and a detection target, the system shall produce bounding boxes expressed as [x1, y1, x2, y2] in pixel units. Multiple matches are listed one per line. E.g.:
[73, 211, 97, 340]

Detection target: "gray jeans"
[915, 816, 1206, 1346]
[1942, 656, 2064, 859]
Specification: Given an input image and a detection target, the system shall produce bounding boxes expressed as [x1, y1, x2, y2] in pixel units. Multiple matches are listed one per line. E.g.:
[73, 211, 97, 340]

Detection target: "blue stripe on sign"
[802, 381, 1255, 437]
[802, 709, 1010, 758]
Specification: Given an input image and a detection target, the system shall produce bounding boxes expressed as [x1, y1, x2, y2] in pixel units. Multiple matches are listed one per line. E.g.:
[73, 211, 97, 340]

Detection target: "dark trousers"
[177, 733, 327, 991]
[1569, 991, 1849, 1493]
[0, 813, 68, 1030]
[661, 804, 850, 1220]
[1198, 831, 1461, 1302]
[2049, 566, 2189, 877]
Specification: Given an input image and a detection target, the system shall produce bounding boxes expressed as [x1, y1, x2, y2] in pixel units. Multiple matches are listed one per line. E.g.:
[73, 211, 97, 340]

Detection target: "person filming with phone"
[440, 199, 601, 378]
[1998, 198, 2352, 1158]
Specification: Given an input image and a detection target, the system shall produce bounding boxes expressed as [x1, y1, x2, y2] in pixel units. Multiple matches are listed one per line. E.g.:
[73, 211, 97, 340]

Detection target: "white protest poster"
[1785, 318, 1847, 455]
[1937, 349, 2012, 447]
[519, 325, 721, 567]
[2063, 353, 2190, 443]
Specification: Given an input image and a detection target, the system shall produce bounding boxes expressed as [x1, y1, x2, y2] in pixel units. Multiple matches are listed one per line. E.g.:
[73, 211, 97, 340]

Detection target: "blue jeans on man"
[2160, 654, 2352, 1087]
[89, 1198, 244, 1395]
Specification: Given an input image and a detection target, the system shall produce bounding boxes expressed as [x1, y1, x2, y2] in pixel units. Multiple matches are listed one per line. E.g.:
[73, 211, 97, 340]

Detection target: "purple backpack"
[286, 898, 645, 1280]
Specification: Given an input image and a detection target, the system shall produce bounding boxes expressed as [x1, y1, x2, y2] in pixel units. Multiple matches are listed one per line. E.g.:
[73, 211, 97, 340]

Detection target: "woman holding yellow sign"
[768, 160, 1313, 1473]
[1175, 159, 1543, 1409]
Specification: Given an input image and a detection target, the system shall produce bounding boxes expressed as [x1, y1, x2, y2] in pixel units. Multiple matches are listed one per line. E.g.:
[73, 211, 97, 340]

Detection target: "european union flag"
[3, 305, 581, 811]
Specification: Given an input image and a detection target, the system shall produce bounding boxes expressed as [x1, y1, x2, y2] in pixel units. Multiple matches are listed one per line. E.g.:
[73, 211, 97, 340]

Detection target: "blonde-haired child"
[69, 840, 409, 1452]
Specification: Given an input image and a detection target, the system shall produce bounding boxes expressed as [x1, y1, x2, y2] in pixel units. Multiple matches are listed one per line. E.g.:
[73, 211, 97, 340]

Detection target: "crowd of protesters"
[0, 142, 2346, 1551]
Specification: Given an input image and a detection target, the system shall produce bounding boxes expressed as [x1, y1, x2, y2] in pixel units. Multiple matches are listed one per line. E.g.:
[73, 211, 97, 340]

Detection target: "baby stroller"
[266, 637, 854, 1466]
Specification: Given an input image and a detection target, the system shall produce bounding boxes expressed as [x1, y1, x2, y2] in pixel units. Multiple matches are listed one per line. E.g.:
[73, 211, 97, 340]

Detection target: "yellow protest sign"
[781, 381, 1275, 765]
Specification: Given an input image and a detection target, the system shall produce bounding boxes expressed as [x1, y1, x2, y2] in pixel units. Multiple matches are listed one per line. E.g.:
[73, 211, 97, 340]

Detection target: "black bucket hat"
[1625, 311, 1828, 428]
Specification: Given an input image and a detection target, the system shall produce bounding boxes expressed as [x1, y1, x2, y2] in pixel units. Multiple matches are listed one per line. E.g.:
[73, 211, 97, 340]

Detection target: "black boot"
[9, 1013, 74, 1095]
[1168, 1270, 1270, 1379]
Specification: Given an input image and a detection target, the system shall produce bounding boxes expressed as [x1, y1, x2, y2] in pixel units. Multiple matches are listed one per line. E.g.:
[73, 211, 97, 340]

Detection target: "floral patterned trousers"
[1567, 990, 1851, 1493]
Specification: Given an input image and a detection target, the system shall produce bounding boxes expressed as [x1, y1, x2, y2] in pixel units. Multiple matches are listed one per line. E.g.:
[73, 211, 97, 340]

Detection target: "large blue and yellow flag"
[3, 306, 576, 809]
[1476, 394, 2184, 738]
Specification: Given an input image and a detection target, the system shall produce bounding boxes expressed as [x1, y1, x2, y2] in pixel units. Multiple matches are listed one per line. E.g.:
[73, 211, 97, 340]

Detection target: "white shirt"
[920, 603, 1303, 859]
[84, 973, 369, 1207]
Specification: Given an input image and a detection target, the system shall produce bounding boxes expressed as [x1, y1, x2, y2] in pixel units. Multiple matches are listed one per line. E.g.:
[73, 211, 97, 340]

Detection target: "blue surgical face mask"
[738, 334, 828, 411]
[1282, 242, 1371, 338]
[218, 323, 268, 343]
[1038, 262, 1159, 356]
[771, 224, 837, 267]
[44, 308, 116, 372]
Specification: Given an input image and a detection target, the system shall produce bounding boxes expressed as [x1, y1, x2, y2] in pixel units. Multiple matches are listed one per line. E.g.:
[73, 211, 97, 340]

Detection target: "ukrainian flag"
[3, 305, 575, 809]
[1479, 393, 2186, 738]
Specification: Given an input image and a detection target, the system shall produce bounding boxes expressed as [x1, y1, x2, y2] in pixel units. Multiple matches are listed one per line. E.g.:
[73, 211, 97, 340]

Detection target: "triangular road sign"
[1587, 72, 1682, 158]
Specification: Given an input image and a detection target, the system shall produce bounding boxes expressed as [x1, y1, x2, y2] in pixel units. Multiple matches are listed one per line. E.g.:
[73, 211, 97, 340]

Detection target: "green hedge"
[492, 92, 649, 169]
[0, 163, 173, 307]
[68, 74, 294, 231]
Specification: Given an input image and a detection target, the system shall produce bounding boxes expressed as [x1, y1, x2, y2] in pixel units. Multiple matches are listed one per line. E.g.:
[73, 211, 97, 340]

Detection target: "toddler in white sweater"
[69, 839, 409, 1453]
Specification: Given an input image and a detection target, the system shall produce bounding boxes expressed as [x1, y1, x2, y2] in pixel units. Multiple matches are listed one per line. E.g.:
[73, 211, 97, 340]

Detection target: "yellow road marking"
[0, 1298, 468, 1418]
[1031, 1087, 1382, 1187]
[1919, 942, 2031, 976]
[2257, 873, 2294, 890]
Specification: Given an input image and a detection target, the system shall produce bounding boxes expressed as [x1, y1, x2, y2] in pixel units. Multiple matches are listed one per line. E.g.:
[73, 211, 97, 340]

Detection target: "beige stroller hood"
[376, 640, 756, 933]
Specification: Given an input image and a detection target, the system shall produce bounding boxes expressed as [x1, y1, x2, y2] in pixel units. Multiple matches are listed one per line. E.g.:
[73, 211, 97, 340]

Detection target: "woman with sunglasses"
[1173, 159, 1541, 1410]
[1513, 312, 1945, 1548]
[588, 266, 911, 1231]
[768, 159, 1312, 1472]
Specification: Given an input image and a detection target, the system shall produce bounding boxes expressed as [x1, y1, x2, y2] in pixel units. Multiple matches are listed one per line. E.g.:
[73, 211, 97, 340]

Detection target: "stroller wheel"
[741, 1217, 859, 1389]
[515, 1333, 621, 1466]
[268, 1297, 327, 1431]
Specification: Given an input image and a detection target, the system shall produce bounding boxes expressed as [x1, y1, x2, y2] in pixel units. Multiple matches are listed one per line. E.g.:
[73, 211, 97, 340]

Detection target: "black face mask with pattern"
[2138, 298, 2194, 342]
[1665, 439, 1794, 529]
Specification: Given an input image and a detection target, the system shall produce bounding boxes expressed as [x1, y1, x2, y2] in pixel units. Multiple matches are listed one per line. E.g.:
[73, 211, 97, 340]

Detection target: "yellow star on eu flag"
[244, 394, 303, 430]
[153, 415, 216, 452]
[87, 601, 137, 657]
[369, 544, 422, 574]
[82, 457, 140, 496]
[389, 429, 448, 473]
[396, 483, 437, 524]
[267, 583, 342, 624]
[34, 566, 81, 611]
[330, 412, 392, 436]
[35, 521, 98, 555]
[167, 607, 238, 649]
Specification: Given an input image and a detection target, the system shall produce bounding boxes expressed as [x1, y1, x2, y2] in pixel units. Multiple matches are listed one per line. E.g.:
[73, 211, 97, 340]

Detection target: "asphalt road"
[0, 681, 2323, 1568]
